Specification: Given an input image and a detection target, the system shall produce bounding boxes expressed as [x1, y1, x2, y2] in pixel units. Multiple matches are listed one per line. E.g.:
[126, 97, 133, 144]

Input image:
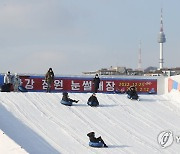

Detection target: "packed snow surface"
[1, 91, 180, 154]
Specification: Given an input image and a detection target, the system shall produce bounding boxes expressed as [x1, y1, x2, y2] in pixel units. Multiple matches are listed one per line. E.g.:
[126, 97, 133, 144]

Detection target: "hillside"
[0, 92, 180, 154]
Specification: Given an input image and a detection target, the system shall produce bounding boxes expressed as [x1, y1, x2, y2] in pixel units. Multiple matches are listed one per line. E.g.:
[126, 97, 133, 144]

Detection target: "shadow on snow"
[0, 104, 59, 154]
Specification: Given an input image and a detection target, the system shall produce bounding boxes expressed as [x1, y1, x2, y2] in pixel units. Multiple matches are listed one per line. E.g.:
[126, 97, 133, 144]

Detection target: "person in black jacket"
[87, 93, 99, 107]
[126, 86, 139, 100]
[93, 74, 100, 93]
[87, 132, 108, 147]
[62, 92, 79, 103]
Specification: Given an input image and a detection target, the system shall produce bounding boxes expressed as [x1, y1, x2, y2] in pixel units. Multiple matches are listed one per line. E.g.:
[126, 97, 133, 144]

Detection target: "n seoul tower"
[158, 8, 166, 69]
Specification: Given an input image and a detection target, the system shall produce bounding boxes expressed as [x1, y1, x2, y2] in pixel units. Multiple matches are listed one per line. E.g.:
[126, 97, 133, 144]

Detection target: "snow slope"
[0, 129, 27, 154]
[0, 92, 180, 154]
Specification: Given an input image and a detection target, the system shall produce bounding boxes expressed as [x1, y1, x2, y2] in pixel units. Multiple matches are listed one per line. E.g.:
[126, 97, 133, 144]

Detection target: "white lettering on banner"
[145, 82, 152, 85]
[54, 79, 63, 90]
[82, 81, 92, 91]
[42, 79, 48, 90]
[71, 80, 80, 91]
[98, 81, 103, 91]
[106, 81, 115, 91]
[25, 79, 35, 89]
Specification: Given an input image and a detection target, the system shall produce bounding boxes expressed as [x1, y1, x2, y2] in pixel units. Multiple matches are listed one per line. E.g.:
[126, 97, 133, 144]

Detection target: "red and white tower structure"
[158, 8, 166, 69]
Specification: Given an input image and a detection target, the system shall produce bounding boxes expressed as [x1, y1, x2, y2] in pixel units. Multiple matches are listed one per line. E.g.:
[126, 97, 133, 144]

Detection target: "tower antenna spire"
[158, 8, 166, 69]
[138, 40, 142, 71]
[160, 8, 163, 32]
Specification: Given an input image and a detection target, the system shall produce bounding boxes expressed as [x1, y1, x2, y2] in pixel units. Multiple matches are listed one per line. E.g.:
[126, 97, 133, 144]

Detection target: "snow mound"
[0, 92, 180, 154]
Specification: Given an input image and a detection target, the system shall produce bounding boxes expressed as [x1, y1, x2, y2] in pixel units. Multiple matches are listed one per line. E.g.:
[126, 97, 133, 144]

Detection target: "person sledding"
[126, 86, 139, 100]
[114, 87, 126, 94]
[87, 132, 108, 148]
[87, 93, 99, 107]
[61, 92, 79, 106]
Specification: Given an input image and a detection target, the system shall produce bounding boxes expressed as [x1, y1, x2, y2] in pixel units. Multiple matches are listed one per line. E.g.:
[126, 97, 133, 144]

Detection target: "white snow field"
[0, 91, 180, 154]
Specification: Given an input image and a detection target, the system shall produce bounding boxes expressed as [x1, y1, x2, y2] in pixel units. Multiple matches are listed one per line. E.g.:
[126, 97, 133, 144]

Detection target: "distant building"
[83, 66, 143, 76]
[144, 67, 180, 76]
[144, 66, 158, 73]
[144, 69, 164, 76]
[83, 66, 180, 77]
[127, 69, 144, 76]
[82, 66, 127, 75]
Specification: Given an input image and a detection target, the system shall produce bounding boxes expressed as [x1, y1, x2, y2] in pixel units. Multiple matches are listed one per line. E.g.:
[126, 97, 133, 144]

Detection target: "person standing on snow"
[3, 71, 13, 92]
[13, 73, 21, 92]
[45, 68, 54, 92]
[93, 74, 100, 93]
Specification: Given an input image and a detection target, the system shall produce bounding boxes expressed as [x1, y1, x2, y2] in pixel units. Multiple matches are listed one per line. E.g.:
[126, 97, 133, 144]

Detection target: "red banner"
[19, 76, 157, 94]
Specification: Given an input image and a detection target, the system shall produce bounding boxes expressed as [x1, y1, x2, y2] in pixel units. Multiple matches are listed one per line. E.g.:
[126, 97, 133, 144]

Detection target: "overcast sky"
[0, 0, 179, 75]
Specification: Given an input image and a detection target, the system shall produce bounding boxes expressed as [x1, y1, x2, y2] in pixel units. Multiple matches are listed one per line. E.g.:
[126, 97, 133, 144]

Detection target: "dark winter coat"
[87, 132, 107, 147]
[89, 136, 101, 143]
[88, 95, 99, 103]
[87, 132, 100, 142]
[93, 76, 100, 92]
[45, 70, 54, 84]
[127, 89, 138, 98]
[62, 95, 77, 103]
[87, 95, 99, 106]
